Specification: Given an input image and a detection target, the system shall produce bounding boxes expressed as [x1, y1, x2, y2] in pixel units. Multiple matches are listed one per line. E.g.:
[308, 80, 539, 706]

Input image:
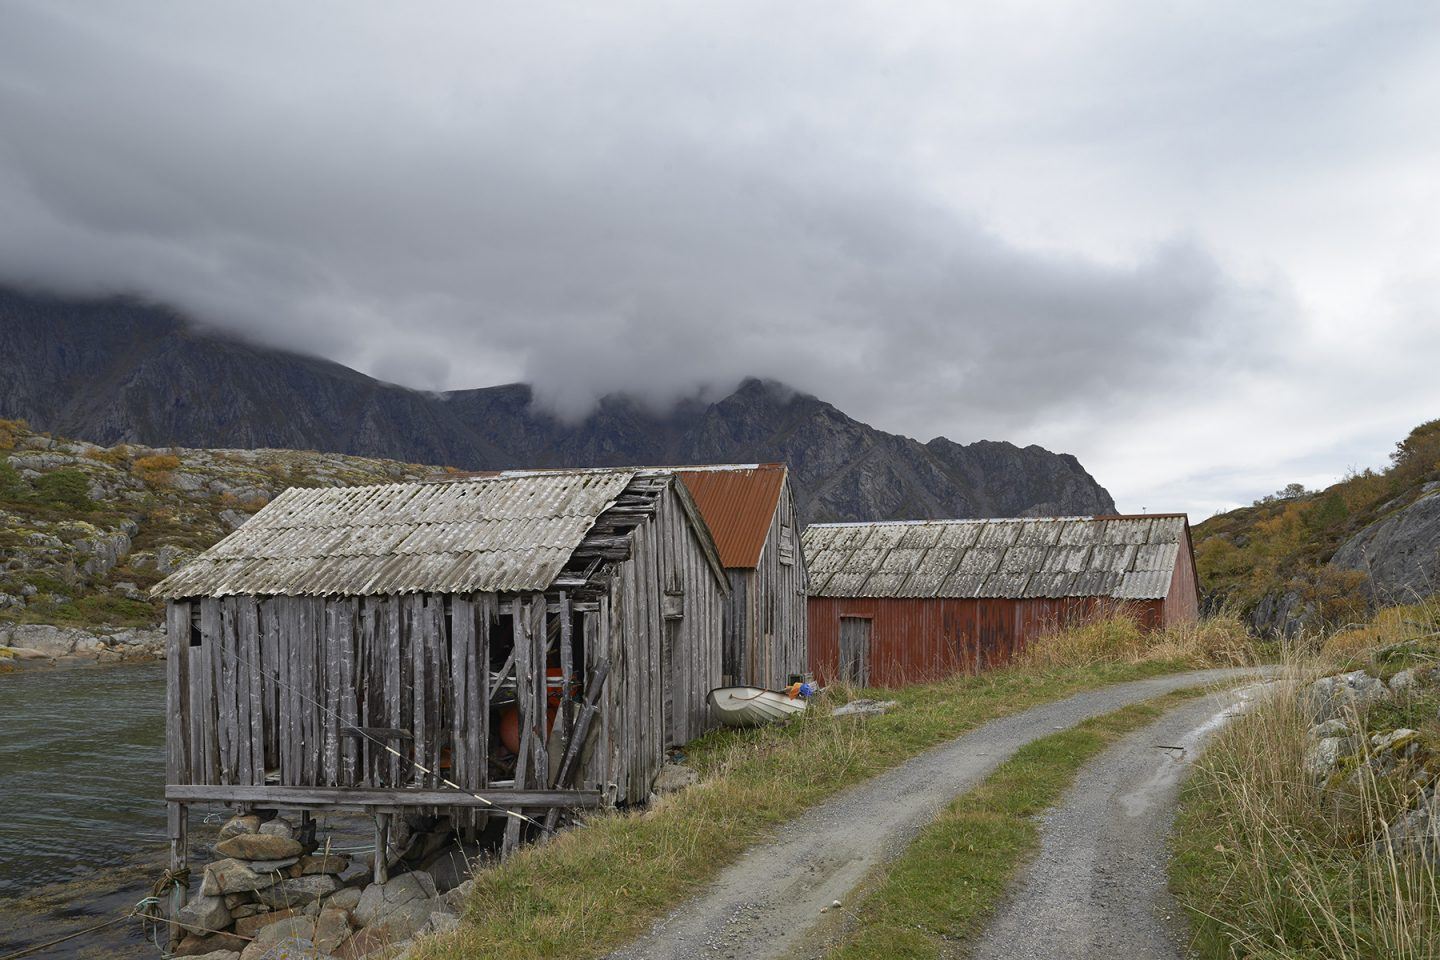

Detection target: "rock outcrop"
[1330, 491, 1440, 605]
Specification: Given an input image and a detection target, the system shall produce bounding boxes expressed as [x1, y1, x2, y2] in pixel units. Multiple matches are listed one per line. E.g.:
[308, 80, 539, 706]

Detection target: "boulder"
[230, 902, 270, 920]
[253, 874, 343, 910]
[1381, 786, 1440, 861]
[1308, 719, 1350, 739]
[239, 909, 352, 959]
[832, 698, 899, 718]
[415, 909, 460, 938]
[174, 932, 248, 956]
[177, 893, 232, 936]
[202, 858, 281, 896]
[239, 936, 339, 960]
[353, 873, 436, 927]
[651, 763, 698, 795]
[215, 833, 305, 861]
[249, 856, 301, 872]
[438, 879, 472, 915]
[4, 647, 49, 660]
[222, 892, 254, 910]
[260, 817, 296, 840]
[188, 951, 242, 960]
[1303, 736, 1352, 782]
[340, 899, 438, 958]
[328, 887, 364, 913]
[235, 907, 296, 939]
[218, 815, 262, 841]
[1308, 670, 1390, 723]
[292, 853, 349, 876]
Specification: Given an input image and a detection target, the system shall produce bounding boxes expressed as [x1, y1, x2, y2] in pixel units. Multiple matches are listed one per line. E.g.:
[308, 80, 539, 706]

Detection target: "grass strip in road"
[825, 687, 1209, 960]
[411, 660, 1197, 960]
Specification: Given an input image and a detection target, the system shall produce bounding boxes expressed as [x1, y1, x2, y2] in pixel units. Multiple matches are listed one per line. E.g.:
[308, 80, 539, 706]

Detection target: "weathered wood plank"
[165, 603, 190, 787]
[385, 595, 402, 785]
[166, 784, 602, 808]
[557, 593, 573, 748]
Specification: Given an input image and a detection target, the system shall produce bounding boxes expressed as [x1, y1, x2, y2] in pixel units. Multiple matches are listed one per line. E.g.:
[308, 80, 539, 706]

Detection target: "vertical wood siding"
[806, 595, 1165, 687]
[580, 482, 725, 803]
[722, 476, 809, 689]
[1161, 528, 1201, 626]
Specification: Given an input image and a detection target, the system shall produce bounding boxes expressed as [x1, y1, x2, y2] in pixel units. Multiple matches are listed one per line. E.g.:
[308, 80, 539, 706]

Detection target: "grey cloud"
[0, 1, 1433, 511]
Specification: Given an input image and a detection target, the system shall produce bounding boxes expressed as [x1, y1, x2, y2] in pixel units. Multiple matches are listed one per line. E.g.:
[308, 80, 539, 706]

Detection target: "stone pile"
[1300, 663, 1440, 861]
[173, 814, 467, 960]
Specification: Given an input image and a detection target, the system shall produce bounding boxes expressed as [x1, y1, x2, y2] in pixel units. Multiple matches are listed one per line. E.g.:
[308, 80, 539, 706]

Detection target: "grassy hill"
[0, 419, 447, 631]
[1194, 418, 1440, 631]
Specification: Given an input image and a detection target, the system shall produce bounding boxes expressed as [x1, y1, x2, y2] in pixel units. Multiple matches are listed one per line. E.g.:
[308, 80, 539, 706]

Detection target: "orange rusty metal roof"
[677, 464, 787, 569]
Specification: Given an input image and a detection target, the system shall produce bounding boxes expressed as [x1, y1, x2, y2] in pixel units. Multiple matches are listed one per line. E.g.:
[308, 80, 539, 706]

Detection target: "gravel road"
[607, 668, 1262, 960]
[968, 683, 1265, 960]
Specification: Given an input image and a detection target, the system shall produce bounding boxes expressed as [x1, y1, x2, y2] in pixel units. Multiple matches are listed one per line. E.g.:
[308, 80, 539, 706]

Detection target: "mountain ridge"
[0, 287, 1116, 523]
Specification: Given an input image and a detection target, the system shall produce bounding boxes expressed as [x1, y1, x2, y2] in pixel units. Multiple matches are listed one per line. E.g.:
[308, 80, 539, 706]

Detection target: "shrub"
[0, 419, 26, 450]
[32, 469, 93, 511]
[0, 458, 23, 499]
[133, 453, 182, 486]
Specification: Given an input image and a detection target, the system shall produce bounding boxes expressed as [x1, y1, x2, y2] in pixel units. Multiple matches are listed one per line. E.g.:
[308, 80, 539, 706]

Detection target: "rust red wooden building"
[803, 515, 1200, 687]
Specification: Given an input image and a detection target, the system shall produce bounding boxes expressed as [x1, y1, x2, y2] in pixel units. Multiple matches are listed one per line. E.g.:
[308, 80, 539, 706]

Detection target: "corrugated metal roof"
[153, 470, 637, 598]
[802, 515, 1190, 600]
[676, 465, 787, 569]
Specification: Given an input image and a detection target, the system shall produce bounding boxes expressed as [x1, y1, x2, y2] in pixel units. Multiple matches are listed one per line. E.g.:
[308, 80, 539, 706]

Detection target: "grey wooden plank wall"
[167, 592, 501, 802]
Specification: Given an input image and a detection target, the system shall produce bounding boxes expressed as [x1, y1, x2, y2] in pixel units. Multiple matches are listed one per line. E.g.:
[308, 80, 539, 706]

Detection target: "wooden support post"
[167, 802, 188, 950]
[299, 811, 315, 849]
[557, 593, 573, 747]
[373, 813, 391, 885]
[543, 659, 611, 833]
[502, 601, 535, 858]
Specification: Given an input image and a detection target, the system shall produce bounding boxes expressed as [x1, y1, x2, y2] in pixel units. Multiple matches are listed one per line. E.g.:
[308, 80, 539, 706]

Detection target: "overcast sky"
[2, 2, 1438, 516]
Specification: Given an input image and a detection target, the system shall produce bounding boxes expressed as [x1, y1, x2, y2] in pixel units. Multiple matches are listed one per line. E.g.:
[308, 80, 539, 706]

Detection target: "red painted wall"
[807, 595, 1165, 687]
[1161, 528, 1201, 626]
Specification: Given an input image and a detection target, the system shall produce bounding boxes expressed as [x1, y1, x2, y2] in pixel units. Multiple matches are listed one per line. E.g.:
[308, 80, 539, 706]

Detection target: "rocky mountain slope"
[1195, 418, 1440, 634]
[0, 419, 446, 648]
[0, 287, 1115, 524]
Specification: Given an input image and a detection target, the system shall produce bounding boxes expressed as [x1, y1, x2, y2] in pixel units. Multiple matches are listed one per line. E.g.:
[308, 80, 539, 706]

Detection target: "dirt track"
[968, 684, 1262, 960]
[607, 668, 1261, 960]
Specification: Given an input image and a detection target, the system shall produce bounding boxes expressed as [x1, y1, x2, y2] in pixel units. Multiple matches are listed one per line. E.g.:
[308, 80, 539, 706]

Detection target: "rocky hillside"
[0, 419, 446, 642]
[0, 287, 1115, 524]
[1195, 419, 1440, 635]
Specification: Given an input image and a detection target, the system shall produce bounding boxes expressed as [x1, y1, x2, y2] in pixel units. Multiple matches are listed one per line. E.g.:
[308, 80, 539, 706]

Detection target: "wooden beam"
[373, 813, 390, 885]
[167, 801, 188, 951]
[165, 785, 602, 808]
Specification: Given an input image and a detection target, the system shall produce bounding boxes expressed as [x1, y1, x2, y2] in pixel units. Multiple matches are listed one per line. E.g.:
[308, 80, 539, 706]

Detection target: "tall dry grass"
[1018, 611, 1256, 670]
[1173, 625, 1440, 959]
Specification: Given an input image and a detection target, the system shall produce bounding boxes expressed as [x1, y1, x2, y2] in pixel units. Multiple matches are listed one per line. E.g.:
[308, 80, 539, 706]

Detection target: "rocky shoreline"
[0, 622, 164, 668]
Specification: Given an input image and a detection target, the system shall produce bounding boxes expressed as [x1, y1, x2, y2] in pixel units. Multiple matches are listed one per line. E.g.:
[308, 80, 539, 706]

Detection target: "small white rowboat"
[708, 686, 808, 727]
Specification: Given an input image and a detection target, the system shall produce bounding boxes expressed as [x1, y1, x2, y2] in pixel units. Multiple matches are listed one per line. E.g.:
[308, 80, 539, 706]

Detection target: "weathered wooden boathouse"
[152, 467, 728, 906]
[804, 515, 1200, 686]
[676, 464, 808, 689]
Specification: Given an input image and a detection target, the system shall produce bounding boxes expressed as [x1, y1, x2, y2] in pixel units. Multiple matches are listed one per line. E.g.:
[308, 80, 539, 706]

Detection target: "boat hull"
[709, 686, 808, 728]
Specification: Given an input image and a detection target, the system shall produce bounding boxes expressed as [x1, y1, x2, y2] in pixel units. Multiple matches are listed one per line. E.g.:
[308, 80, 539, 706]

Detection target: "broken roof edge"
[806, 512, 1190, 528]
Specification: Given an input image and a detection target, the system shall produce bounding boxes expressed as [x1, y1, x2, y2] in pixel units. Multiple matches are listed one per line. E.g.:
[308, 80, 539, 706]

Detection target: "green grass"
[824, 687, 1207, 960]
[414, 660, 1197, 960]
[1169, 662, 1440, 960]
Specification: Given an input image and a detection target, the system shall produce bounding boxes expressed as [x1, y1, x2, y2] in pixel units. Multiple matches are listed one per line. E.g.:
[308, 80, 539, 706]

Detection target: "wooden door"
[838, 617, 871, 687]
